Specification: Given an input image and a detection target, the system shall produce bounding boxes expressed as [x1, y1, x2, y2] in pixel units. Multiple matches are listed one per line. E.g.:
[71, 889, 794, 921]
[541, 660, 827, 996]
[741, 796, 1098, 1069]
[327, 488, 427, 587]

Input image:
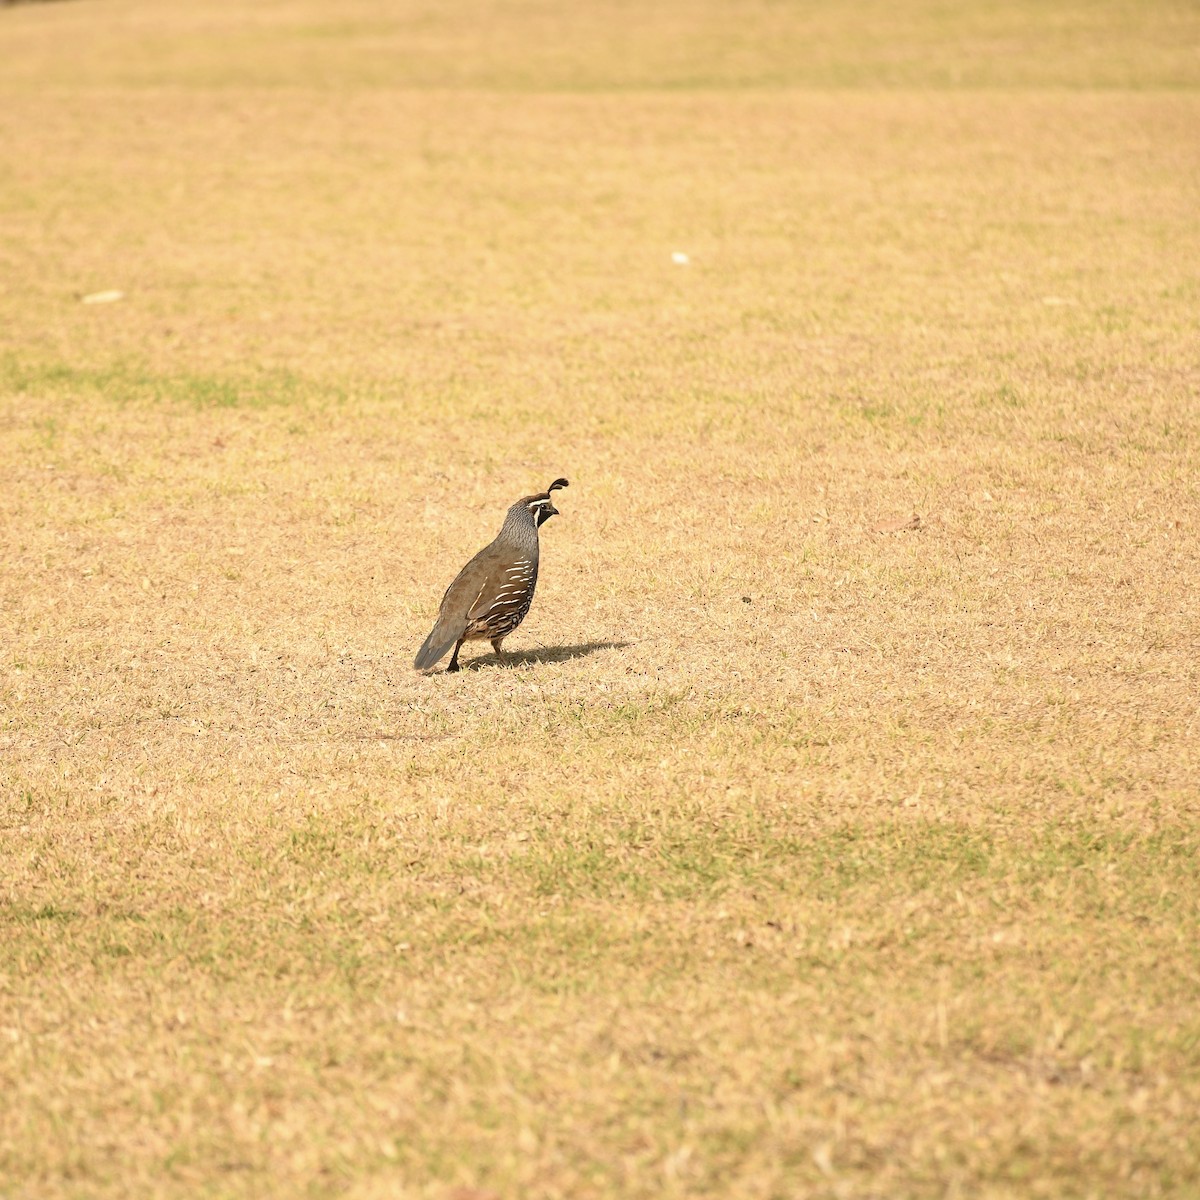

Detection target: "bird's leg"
[490, 637, 506, 659]
[446, 640, 464, 673]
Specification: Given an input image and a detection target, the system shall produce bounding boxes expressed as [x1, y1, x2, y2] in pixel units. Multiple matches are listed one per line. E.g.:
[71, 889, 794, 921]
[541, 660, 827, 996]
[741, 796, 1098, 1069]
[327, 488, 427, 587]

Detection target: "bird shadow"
[463, 640, 630, 671]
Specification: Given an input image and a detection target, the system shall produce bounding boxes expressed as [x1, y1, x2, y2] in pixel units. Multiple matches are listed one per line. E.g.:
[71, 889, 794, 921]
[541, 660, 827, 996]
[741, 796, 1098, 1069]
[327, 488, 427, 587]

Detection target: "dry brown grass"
[2, 1, 1200, 1197]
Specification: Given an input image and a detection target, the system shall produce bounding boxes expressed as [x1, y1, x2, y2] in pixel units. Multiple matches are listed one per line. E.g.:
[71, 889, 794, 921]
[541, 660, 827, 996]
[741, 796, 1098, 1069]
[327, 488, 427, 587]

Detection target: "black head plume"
[517, 478, 569, 528]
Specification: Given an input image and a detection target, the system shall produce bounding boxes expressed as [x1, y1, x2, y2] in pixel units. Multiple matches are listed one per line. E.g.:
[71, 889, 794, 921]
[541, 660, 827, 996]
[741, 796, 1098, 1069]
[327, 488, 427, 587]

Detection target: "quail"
[414, 478, 569, 673]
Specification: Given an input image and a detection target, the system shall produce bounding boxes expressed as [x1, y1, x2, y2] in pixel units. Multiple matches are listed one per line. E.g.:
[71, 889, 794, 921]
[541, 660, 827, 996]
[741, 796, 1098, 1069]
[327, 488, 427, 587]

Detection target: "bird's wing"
[414, 543, 495, 670]
[440, 543, 502, 617]
[465, 551, 537, 623]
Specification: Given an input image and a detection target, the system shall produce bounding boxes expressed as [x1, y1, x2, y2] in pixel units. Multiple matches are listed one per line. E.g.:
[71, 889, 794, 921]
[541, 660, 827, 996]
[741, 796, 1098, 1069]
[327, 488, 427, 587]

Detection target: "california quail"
[414, 478, 569, 673]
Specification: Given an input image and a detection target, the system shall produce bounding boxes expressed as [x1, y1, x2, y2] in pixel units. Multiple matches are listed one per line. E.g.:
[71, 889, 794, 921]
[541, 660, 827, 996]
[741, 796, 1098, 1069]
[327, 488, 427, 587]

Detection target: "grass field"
[2, 1, 1199, 1196]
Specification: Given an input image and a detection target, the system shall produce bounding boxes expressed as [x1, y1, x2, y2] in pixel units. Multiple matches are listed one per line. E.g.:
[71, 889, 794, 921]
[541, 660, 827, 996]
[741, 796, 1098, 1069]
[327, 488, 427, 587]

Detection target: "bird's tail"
[413, 614, 466, 671]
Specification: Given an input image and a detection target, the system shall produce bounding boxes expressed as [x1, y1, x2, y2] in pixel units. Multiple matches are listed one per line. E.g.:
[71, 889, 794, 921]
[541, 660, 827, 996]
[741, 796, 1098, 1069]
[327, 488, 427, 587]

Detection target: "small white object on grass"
[81, 290, 124, 304]
[671, 251, 689, 265]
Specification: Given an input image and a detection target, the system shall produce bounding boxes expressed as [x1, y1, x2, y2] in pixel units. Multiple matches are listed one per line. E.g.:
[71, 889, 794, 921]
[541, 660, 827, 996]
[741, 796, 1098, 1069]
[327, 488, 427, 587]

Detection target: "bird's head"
[516, 477, 569, 527]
